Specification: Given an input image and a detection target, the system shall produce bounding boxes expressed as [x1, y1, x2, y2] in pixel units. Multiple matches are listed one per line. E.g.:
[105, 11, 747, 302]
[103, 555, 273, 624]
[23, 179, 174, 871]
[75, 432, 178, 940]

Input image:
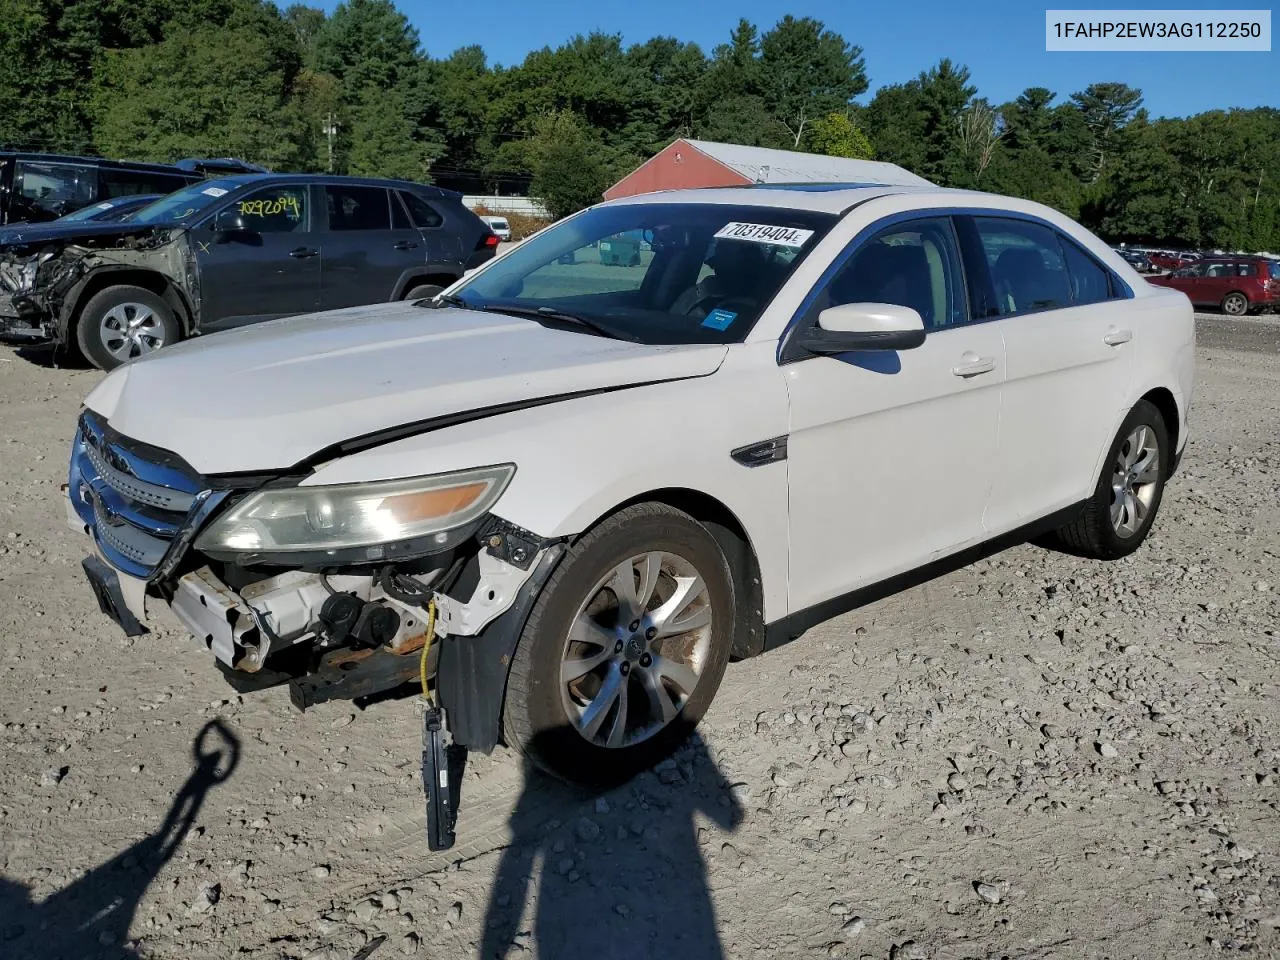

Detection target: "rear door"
[194, 182, 319, 329]
[969, 215, 1135, 532]
[318, 184, 423, 309]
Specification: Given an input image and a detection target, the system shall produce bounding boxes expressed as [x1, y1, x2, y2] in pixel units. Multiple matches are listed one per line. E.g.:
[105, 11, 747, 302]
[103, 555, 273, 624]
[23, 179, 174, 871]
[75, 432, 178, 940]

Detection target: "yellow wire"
[419, 598, 437, 705]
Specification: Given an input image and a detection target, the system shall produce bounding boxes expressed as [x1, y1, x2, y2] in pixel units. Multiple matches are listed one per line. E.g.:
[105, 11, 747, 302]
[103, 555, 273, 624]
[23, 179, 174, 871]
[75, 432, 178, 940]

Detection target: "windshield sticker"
[202, 187, 229, 197]
[701, 308, 738, 331]
[714, 222, 814, 248]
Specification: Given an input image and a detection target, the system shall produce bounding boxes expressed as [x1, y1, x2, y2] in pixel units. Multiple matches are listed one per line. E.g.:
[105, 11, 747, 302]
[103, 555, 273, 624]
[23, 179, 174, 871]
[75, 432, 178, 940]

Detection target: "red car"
[1146, 251, 1199, 272]
[1148, 256, 1280, 316]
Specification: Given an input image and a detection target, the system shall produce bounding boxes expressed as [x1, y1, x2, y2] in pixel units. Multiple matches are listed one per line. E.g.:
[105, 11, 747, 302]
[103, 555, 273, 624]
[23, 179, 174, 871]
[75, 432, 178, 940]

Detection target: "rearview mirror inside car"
[797, 302, 927, 354]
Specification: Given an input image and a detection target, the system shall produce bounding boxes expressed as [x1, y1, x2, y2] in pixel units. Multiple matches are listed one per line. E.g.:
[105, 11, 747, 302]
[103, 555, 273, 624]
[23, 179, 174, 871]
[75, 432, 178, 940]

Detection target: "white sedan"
[67, 183, 1195, 790]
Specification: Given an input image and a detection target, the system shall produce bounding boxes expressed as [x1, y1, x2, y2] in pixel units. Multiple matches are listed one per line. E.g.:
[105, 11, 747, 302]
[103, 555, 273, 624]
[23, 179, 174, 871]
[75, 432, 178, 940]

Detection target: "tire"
[404, 284, 444, 301]
[1222, 291, 1249, 316]
[76, 285, 180, 371]
[503, 503, 735, 786]
[1047, 399, 1170, 560]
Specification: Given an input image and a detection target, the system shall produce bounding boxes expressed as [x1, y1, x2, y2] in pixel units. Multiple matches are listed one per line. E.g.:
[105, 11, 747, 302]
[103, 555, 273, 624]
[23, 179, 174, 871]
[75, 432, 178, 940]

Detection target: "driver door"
[195, 183, 320, 330]
[784, 216, 1004, 612]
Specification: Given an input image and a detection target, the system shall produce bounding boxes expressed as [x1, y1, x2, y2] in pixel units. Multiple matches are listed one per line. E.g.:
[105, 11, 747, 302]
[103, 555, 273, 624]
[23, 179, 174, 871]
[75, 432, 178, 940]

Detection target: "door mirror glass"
[801, 302, 926, 353]
[214, 209, 248, 234]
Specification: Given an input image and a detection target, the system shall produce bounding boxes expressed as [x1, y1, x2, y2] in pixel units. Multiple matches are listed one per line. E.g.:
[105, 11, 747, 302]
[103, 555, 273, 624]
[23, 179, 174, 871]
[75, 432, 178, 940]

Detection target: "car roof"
[214, 172, 461, 198]
[0, 150, 196, 174]
[599, 183, 1014, 215]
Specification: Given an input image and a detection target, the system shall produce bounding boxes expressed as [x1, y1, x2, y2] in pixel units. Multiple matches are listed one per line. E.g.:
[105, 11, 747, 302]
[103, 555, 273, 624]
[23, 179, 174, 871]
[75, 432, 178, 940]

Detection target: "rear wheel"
[503, 503, 734, 785]
[1046, 399, 1170, 559]
[1222, 291, 1249, 316]
[76, 285, 180, 371]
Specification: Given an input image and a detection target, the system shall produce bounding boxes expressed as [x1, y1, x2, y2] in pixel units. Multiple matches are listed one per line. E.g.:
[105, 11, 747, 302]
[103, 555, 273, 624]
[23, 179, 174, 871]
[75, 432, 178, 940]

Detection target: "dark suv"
[0, 152, 205, 225]
[0, 174, 499, 369]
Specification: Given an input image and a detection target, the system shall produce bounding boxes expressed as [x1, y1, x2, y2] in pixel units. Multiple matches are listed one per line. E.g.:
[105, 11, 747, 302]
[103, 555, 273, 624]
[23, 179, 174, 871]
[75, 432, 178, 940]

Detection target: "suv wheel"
[1222, 291, 1249, 316]
[76, 285, 180, 371]
[503, 503, 734, 785]
[1045, 399, 1170, 560]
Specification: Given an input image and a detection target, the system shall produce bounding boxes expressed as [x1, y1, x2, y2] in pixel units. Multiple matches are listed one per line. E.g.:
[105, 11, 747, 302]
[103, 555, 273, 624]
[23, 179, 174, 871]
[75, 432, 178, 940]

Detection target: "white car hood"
[84, 302, 728, 474]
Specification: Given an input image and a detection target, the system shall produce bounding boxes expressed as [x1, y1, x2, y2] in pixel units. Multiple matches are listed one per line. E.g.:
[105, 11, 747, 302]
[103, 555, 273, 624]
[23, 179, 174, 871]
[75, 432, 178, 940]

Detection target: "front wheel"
[1222, 291, 1249, 316]
[1045, 399, 1170, 559]
[76, 285, 180, 371]
[503, 503, 734, 785]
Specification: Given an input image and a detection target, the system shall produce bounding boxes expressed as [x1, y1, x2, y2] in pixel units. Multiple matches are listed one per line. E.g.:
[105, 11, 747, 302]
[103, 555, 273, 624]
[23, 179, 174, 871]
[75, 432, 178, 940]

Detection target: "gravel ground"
[1, 314, 1278, 960]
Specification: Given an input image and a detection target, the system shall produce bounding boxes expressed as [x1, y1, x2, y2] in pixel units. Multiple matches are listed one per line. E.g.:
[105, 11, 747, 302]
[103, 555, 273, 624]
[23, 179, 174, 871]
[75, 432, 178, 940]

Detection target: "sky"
[317, 0, 1276, 119]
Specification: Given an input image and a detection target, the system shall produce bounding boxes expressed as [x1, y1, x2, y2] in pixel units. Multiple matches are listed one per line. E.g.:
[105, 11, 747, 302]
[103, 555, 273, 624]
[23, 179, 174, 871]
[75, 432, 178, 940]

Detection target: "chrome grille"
[69, 412, 209, 580]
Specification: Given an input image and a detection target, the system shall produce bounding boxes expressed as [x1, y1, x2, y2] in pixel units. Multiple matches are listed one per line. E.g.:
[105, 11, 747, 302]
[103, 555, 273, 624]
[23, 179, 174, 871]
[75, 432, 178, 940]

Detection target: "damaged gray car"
[0, 174, 500, 370]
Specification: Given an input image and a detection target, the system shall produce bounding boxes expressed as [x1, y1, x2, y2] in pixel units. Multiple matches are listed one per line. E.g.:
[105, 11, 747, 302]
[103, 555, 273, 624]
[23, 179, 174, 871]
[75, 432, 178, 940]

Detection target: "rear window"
[325, 185, 391, 231]
[399, 191, 443, 229]
[1271, 262, 1280, 280]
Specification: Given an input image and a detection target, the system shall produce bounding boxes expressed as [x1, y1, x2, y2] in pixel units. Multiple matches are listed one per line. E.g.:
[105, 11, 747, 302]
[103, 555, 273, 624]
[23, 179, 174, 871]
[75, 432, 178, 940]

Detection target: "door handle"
[289, 247, 318, 259]
[1102, 328, 1133, 346]
[951, 355, 996, 378]
[393, 240, 419, 251]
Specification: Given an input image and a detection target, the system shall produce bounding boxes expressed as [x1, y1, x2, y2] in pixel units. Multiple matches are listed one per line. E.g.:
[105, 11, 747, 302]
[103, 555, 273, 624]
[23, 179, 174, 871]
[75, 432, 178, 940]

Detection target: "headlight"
[194, 464, 514, 559]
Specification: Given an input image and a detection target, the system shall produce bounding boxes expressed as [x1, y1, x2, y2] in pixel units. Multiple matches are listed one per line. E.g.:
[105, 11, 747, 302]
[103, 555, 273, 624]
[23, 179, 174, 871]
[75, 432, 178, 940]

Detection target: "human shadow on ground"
[479, 730, 743, 960]
[0, 719, 240, 960]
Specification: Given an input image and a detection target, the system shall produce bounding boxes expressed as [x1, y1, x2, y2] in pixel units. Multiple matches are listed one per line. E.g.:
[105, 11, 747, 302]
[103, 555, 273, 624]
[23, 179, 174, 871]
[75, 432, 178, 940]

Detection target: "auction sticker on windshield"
[202, 187, 229, 197]
[714, 222, 814, 247]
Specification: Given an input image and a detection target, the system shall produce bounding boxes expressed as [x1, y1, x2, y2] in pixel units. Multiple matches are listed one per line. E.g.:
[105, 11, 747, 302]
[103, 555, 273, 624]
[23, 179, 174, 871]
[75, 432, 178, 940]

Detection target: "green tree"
[757, 15, 867, 147]
[1070, 82, 1143, 181]
[528, 110, 614, 219]
[91, 0, 307, 167]
[804, 112, 874, 159]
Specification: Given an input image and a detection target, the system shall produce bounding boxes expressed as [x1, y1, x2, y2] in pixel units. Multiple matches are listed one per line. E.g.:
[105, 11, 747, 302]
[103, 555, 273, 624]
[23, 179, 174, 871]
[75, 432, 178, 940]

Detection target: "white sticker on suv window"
[714, 222, 814, 247]
[202, 187, 228, 197]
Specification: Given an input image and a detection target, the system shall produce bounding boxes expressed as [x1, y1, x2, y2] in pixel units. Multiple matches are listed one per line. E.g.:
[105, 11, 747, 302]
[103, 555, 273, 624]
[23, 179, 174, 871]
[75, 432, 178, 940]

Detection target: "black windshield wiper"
[419, 292, 468, 309]
[485, 304, 641, 342]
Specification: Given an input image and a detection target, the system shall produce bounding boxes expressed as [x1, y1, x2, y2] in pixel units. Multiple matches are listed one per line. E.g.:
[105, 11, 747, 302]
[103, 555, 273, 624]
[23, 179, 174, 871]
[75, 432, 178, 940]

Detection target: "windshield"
[129, 178, 245, 225]
[451, 203, 835, 344]
[59, 200, 118, 223]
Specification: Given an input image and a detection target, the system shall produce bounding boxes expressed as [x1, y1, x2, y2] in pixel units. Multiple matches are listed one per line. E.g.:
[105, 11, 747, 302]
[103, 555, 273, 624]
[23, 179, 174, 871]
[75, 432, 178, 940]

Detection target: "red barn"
[603, 138, 931, 201]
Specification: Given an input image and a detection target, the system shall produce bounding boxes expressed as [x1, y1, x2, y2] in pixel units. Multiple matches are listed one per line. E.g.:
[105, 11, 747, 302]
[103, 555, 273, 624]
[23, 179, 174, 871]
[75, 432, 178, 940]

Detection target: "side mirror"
[797, 302, 926, 354]
[213, 210, 248, 240]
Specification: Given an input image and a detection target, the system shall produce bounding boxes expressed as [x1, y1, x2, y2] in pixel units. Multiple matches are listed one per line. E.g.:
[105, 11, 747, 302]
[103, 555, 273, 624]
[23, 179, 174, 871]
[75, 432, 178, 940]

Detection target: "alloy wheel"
[1110, 424, 1160, 538]
[559, 550, 713, 748]
[99, 302, 167, 362]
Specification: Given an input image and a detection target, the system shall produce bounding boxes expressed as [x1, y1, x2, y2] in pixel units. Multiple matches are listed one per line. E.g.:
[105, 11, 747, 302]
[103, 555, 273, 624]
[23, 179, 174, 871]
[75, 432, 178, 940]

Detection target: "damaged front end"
[66, 410, 559, 754]
[0, 226, 189, 342]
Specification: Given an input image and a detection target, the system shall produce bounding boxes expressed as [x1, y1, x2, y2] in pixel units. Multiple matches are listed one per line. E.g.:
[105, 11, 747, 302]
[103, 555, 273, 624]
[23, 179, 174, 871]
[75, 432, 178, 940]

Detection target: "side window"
[1060, 238, 1113, 305]
[818, 216, 965, 330]
[325, 185, 391, 231]
[13, 161, 94, 218]
[398, 191, 443, 228]
[1174, 263, 1206, 278]
[1236, 262, 1257, 277]
[973, 218, 1072, 315]
[230, 186, 308, 233]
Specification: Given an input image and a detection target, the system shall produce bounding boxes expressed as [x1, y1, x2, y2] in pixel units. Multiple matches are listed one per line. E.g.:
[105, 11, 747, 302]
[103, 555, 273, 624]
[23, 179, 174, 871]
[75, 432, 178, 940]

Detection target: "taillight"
[479, 233, 499, 249]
